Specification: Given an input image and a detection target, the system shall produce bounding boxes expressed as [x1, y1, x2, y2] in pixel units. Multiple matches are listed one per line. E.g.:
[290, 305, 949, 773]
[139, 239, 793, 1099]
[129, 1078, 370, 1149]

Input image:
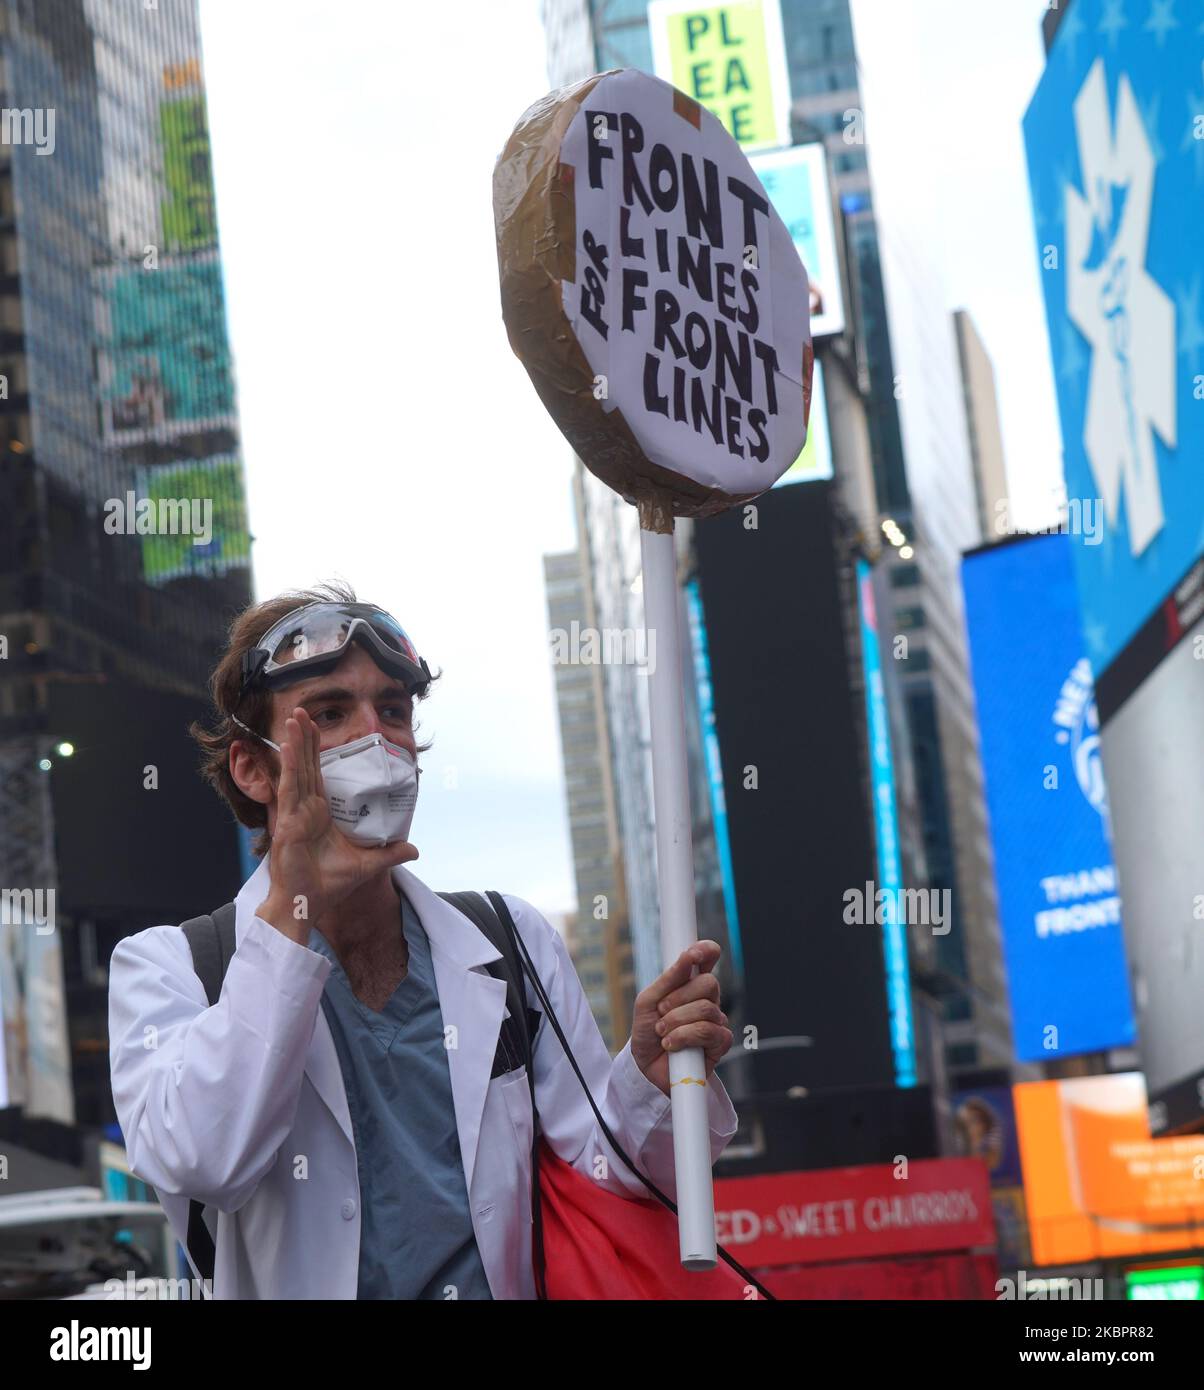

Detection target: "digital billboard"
[856, 559, 915, 1087]
[962, 534, 1135, 1062]
[647, 0, 791, 152]
[133, 454, 251, 584]
[751, 144, 846, 338]
[160, 93, 217, 252]
[1024, 1, 1204, 1135]
[48, 680, 245, 923]
[1014, 1074, 1204, 1267]
[685, 579, 743, 976]
[1126, 1266, 1204, 1301]
[772, 357, 832, 487]
[1023, 1, 1204, 677]
[694, 481, 895, 1093]
[0, 916, 74, 1125]
[952, 1083, 1030, 1271]
[713, 1157, 994, 1269]
[1096, 595, 1204, 1135]
[952, 1085, 1023, 1189]
[97, 254, 236, 443]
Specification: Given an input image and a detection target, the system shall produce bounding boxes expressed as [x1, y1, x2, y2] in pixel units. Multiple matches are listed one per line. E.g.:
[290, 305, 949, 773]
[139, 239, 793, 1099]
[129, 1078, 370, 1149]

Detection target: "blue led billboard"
[1023, 2, 1204, 676]
[962, 534, 1135, 1062]
[855, 560, 915, 1087]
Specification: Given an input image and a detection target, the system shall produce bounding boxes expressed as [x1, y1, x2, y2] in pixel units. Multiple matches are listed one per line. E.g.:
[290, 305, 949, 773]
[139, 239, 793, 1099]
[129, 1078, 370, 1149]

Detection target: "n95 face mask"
[318, 733, 419, 847]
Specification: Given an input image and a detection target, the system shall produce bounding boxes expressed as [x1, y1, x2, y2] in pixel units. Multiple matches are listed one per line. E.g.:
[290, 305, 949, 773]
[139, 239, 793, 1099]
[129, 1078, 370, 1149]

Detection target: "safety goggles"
[239, 601, 432, 699]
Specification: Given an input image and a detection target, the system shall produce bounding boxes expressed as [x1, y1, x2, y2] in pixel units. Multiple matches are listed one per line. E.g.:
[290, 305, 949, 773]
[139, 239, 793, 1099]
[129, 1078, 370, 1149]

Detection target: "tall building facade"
[542, 1, 660, 993]
[543, 473, 637, 1050]
[954, 310, 1009, 543]
[543, 464, 734, 1006]
[835, 2, 1010, 1071]
[0, 0, 250, 1129]
[540, 1, 744, 1006]
[786, 0, 1012, 1071]
[542, 0, 1010, 1077]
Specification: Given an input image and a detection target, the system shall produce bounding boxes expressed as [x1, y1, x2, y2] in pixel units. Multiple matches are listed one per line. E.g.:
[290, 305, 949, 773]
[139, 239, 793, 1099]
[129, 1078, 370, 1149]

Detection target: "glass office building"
[0, 0, 251, 1127]
[541, 0, 1010, 1072]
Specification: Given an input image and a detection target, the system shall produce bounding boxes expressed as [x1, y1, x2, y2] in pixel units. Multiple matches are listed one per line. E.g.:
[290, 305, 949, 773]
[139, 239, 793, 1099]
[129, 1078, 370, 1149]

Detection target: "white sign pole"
[496, 67, 813, 1270]
[639, 520, 717, 1270]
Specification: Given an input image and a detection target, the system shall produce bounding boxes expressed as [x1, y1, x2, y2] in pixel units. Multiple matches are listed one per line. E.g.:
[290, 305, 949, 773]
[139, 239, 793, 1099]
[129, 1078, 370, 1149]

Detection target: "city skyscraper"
[543, 470, 637, 1050]
[541, 0, 1011, 1078]
[955, 310, 1010, 544]
[0, 0, 251, 1127]
[540, 1, 739, 1001]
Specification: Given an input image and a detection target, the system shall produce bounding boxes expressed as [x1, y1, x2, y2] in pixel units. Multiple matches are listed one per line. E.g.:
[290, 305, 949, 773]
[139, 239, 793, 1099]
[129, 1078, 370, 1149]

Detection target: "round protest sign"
[494, 68, 813, 531]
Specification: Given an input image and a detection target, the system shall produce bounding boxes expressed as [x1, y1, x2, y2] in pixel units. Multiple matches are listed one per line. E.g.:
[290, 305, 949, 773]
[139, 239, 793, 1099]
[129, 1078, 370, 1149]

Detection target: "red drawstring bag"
[533, 1138, 762, 1300]
[460, 889, 774, 1301]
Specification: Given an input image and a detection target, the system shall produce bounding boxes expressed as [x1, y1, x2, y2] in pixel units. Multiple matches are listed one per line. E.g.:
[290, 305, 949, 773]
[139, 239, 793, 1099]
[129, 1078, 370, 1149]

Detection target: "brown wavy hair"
[191, 581, 437, 857]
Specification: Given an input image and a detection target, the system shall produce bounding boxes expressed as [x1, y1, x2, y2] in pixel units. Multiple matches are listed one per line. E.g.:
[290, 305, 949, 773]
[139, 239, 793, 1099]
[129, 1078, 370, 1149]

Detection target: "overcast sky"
[198, 0, 1064, 922]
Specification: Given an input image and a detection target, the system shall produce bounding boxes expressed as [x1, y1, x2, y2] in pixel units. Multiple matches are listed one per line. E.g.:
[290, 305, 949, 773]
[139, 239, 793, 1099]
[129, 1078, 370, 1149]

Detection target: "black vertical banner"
[695, 481, 893, 1093]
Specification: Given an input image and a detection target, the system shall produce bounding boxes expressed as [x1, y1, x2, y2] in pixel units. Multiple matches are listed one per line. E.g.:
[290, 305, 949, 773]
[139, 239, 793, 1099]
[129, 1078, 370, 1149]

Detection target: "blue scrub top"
[310, 892, 494, 1300]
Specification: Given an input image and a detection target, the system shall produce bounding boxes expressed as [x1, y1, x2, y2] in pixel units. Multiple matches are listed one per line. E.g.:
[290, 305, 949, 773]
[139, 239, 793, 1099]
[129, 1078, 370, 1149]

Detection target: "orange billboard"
[1014, 1073, 1204, 1266]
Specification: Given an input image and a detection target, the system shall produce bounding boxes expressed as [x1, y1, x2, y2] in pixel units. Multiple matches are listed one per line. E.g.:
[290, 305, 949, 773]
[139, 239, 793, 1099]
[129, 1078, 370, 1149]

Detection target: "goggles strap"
[230, 713, 281, 753]
[239, 647, 271, 699]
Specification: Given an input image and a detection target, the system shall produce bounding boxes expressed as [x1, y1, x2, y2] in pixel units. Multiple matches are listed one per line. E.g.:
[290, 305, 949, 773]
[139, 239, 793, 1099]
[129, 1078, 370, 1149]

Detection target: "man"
[108, 585, 738, 1299]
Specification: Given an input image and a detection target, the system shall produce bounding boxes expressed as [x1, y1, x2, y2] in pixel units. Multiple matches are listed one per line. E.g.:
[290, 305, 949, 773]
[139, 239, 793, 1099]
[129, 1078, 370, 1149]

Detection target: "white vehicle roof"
[0, 1187, 169, 1230]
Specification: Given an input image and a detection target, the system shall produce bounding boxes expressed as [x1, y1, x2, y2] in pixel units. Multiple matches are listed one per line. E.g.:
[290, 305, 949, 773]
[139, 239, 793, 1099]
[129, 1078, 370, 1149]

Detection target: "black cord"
[488, 892, 777, 1302]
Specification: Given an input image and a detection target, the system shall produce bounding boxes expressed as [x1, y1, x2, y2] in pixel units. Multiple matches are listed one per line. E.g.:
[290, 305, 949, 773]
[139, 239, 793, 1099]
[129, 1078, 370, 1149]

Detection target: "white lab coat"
[108, 857, 738, 1299]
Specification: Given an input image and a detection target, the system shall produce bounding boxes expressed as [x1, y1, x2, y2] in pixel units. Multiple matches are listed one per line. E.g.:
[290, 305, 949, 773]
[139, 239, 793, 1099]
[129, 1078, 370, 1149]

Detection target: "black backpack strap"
[178, 902, 237, 1297]
[438, 890, 547, 1300]
[483, 890, 548, 1300]
[182, 902, 238, 1008]
[437, 891, 541, 1079]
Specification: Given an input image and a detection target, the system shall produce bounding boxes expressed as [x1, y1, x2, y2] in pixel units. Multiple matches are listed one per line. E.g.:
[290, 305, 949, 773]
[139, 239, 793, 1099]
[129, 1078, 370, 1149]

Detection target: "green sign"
[135, 455, 251, 585]
[160, 95, 217, 251]
[648, 0, 791, 152]
[1126, 1266, 1204, 1300]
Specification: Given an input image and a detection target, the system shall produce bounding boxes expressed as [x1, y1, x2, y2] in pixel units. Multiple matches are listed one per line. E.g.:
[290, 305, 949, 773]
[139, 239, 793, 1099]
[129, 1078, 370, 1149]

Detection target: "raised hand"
[256, 707, 418, 940]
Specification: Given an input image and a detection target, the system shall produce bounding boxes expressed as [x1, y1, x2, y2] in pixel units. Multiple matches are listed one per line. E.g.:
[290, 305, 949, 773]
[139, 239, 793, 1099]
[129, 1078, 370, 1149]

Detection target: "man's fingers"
[294, 707, 318, 804]
[656, 999, 725, 1035]
[281, 714, 302, 803]
[362, 839, 420, 873]
[692, 940, 722, 972]
[641, 940, 723, 1008]
[277, 723, 299, 815]
[296, 708, 315, 802]
[656, 969, 721, 1018]
[306, 709, 323, 800]
[661, 1021, 732, 1054]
